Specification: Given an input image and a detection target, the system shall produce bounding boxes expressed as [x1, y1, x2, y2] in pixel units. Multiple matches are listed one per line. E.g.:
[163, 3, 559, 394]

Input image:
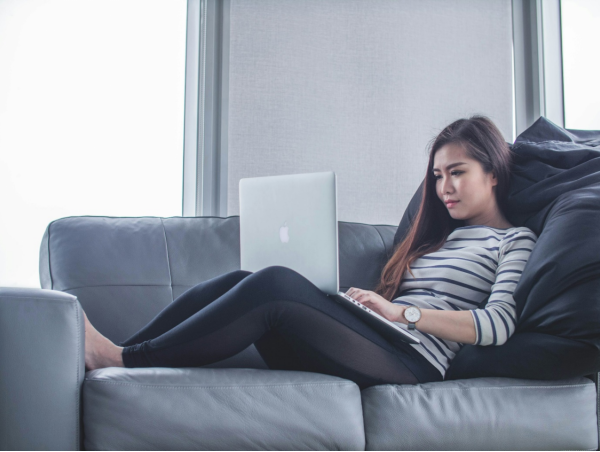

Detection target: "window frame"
[512, 0, 565, 136]
[182, 0, 230, 217]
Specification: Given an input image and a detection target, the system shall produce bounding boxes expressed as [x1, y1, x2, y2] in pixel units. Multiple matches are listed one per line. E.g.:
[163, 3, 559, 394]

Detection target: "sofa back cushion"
[39, 216, 395, 343]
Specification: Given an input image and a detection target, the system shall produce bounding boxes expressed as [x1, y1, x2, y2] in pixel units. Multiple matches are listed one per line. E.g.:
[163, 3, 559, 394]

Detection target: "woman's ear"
[489, 171, 498, 187]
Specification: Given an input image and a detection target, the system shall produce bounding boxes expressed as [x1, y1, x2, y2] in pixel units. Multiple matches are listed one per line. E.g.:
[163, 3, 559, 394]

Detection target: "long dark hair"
[374, 115, 513, 301]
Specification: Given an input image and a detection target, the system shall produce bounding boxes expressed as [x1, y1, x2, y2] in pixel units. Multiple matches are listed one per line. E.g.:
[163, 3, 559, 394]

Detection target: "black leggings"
[119, 266, 443, 389]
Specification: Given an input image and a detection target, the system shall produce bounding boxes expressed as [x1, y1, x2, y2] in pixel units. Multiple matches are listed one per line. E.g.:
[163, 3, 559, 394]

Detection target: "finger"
[361, 297, 376, 307]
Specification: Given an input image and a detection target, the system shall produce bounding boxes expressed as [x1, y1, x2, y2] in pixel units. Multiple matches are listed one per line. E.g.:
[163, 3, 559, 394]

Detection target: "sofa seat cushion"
[83, 367, 364, 451]
[361, 376, 598, 451]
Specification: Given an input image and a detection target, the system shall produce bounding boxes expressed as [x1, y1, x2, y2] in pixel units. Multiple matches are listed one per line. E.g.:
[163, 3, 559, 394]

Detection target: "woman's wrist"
[393, 304, 408, 324]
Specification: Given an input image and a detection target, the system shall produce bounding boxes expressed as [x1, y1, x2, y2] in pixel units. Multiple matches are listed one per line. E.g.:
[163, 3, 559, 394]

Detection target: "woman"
[84, 115, 537, 388]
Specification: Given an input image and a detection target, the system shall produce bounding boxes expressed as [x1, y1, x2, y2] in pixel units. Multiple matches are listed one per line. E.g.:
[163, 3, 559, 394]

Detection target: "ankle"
[111, 346, 125, 367]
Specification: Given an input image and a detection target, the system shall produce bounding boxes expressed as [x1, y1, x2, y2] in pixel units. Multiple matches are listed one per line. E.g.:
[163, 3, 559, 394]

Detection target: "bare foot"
[83, 309, 125, 371]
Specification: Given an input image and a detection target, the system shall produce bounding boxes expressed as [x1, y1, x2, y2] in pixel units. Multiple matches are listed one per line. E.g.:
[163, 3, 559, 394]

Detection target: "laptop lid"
[239, 171, 339, 294]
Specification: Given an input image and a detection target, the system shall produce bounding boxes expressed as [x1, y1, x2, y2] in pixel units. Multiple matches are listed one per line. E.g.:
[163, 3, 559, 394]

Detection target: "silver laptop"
[239, 171, 420, 345]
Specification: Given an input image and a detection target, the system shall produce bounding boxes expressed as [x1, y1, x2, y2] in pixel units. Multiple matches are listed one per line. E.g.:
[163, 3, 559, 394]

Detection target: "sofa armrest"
[0, 288, 84, 451]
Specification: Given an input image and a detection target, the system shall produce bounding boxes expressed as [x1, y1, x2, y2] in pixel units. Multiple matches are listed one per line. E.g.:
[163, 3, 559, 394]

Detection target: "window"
[0, 0, 188, 288]
[561, 0, 600, 129]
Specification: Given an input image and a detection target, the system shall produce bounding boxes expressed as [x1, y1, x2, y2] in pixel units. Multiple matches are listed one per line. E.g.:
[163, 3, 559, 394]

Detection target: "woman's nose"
[441, 176, 453, 194]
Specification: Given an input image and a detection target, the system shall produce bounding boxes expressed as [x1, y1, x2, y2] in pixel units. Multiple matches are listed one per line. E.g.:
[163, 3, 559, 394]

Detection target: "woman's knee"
[252, 265, 304, 283]
[216, 269, 253, 287]
[242, 266, 312, 296]
[232, 269, 253, 278]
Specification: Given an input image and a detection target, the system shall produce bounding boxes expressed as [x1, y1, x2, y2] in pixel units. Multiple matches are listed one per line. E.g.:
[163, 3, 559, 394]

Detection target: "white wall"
[226, 0, 514, 226]
[0, 0, 187, 288]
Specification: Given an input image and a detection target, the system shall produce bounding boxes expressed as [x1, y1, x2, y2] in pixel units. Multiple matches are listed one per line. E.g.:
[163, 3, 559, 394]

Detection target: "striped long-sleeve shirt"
[391, 225, 538, 378]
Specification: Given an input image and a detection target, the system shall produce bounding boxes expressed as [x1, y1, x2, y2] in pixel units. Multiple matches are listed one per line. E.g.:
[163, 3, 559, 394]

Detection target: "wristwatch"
[403, 306, 422, 330]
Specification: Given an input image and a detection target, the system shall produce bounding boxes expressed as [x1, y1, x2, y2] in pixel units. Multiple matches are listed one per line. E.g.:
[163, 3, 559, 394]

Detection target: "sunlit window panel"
[0, 0, 187, 288]
[561, 0, 600, 130]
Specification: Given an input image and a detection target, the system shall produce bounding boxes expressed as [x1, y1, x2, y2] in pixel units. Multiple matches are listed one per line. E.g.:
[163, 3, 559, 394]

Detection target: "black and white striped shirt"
[391, 225, 538, 378]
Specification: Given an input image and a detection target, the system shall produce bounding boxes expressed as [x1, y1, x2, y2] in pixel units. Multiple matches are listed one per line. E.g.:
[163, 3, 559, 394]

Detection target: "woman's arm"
[347, 288, 477, 345]
[393, 305, 477, 345]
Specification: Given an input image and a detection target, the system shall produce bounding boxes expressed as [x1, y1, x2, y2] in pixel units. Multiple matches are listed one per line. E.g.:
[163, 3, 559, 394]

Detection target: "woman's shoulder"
[450, 224, 527, 237]
[448, 225, 539, 253]
[501, 225, 539, 242]
[496, 226, 538, 260]
[451, 224, 537, 239]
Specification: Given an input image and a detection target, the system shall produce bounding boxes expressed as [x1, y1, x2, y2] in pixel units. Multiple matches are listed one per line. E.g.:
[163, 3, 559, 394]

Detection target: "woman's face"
[432, 143, 499, 226]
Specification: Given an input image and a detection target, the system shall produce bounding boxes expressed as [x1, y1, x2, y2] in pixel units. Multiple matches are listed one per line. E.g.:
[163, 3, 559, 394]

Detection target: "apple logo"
[279, 222, 290, 243]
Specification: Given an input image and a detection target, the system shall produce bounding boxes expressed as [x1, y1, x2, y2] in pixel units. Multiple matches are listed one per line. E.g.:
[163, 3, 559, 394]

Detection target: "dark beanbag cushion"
[394, 117, 600, 380]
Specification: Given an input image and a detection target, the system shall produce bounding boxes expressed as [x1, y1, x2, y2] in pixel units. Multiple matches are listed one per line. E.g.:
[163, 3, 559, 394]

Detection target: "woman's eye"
[434, 171, 462, 180]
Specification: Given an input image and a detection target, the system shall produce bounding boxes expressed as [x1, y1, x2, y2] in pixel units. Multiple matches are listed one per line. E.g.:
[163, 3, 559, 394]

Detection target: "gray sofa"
[1, 215, 598, 451]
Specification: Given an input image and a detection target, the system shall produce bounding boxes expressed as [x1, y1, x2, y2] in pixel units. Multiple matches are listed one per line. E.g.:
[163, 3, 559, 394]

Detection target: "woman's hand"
[346, 287, 405, 323]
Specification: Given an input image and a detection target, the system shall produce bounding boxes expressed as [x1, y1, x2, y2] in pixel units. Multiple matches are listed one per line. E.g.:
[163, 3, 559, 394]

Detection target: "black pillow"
[394, 117, 600, 380]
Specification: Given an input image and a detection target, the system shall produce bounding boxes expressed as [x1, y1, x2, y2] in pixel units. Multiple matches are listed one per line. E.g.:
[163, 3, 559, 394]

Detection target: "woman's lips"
[446, 201, 459, 208]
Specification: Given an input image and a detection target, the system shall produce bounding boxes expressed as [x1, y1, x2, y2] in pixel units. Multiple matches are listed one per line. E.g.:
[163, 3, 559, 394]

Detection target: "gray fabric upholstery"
[362, 376, 598, 451]
[83, 367, 364, 451]
[40, 217, 181, 344]
[0, 288, 84, 451]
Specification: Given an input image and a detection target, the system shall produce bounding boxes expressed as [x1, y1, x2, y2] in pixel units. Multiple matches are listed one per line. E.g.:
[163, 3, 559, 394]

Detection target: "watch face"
[405, 306, 421, 322]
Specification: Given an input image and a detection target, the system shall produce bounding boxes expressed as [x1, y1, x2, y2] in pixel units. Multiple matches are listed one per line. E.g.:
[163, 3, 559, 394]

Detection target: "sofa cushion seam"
[372, 226, 388, 261]
[365, 384, 593, 391]
[596, 372, 599, 449]
[160, 218, 174, 303]
[83, 380, 357, 389]
[74, 302, 80, 450]
[48, 220, 54, 290]
[0, 296, 77, 303]
[60, 283, 173, 292]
